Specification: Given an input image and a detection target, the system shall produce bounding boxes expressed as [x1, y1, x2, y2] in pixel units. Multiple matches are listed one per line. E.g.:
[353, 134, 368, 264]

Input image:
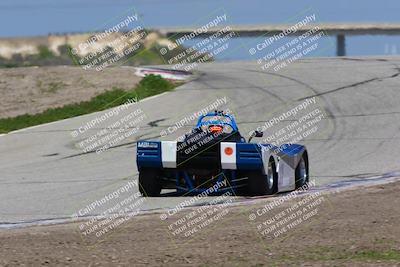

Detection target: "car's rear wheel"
[139, 169, 162, 197]
[247, 157, 278, 196]
[295, 152, 309, 189]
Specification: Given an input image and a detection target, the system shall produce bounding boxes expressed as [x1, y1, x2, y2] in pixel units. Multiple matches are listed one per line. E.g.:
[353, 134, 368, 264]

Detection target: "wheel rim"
[298, 157, 307, 184]
[267, 163, 274, 190]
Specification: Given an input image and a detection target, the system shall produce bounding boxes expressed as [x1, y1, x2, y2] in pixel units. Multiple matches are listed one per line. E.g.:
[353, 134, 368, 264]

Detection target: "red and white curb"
[135, 67, 192, 81]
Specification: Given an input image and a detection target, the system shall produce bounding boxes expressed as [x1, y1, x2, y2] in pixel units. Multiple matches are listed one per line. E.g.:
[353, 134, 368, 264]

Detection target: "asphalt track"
[1, 57, 400, 225]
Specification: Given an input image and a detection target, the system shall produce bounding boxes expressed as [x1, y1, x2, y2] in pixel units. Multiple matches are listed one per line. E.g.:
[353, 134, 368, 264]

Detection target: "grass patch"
[37, 45, 55, 59]
[350, 250, 400, 261]
[0, 74, 179, 133]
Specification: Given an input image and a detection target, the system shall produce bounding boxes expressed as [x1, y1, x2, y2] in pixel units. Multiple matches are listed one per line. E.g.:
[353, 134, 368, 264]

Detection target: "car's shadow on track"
[157, 190, 280, 198]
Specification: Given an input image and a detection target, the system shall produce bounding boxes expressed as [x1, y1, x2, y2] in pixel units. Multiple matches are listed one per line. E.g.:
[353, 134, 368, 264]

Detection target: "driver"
[208, 124, 224, 134]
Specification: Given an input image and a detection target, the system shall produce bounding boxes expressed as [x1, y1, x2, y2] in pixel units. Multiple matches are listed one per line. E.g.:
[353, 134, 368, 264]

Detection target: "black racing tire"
[247, 157, 278, 196]
[295, 151, 309, 189]
[138, 169, 162, 197]
[232, 171, 249, 196]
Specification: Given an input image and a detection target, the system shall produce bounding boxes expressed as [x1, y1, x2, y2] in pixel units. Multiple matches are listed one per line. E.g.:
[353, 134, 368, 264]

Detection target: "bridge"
[153, 23, 400, 56]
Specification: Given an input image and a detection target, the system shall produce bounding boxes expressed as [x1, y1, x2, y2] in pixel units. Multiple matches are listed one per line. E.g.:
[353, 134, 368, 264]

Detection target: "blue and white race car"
[136, 111, 309, 196]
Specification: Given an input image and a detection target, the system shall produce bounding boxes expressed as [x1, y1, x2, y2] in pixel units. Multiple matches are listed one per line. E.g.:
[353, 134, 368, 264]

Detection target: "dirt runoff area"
[1, 181, 400, 267]
[0, 66, 141, 118]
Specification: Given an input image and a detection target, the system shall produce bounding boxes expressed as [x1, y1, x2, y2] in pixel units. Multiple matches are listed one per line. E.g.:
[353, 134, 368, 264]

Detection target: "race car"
[136, 111, 309, 196]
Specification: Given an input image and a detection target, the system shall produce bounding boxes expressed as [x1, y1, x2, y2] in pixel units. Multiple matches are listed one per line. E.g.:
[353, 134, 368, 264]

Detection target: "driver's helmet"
[208, 124, 224, 134]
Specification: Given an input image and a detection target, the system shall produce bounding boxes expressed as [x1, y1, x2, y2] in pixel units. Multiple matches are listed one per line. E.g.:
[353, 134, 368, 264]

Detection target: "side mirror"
[248, 130, 263, 142]
[254, 130, 263, 137]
